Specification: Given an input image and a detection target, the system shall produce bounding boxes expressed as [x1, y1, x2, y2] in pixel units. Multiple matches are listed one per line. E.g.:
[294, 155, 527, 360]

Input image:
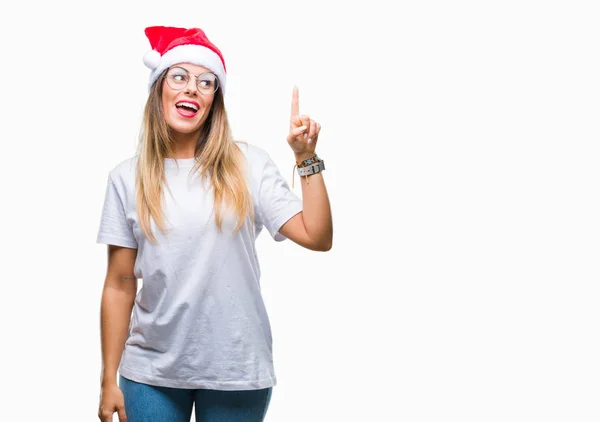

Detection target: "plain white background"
[0, 0, 598, 420]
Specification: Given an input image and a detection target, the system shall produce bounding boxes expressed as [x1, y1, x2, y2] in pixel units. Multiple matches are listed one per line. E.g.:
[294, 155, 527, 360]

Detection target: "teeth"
[176, 102, 199, 111]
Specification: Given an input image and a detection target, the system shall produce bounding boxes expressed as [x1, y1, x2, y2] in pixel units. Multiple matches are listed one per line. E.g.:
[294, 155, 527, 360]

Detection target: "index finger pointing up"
[291, 86, 299, 118]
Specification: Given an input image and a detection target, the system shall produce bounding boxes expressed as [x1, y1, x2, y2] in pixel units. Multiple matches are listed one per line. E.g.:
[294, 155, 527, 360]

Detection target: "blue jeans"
[119, 374, 273, 422]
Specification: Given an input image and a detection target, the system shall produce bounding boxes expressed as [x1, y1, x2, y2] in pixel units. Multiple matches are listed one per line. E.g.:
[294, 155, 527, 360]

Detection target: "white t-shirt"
[96, 142, 302, 390]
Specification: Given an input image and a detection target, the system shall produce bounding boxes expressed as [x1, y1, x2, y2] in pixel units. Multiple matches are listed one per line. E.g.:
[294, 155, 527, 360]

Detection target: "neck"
[169, 129, 203, 159]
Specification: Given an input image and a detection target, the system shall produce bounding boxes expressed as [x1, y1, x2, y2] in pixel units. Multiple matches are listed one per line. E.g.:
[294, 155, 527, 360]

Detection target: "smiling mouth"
[175, 101, 199, 118]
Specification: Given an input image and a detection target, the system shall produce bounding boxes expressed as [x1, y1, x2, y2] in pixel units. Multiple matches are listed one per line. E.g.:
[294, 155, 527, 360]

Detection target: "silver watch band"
[297, 160, 325, 177]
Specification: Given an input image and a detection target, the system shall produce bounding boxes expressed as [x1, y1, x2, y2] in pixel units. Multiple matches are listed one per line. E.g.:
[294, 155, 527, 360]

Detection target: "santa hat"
[142, 26, 227, 93]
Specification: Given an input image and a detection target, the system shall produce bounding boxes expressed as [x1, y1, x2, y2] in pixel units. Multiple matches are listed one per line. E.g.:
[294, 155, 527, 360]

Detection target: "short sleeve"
[257, 154, 303, 242]
[96, 174, 138, 249]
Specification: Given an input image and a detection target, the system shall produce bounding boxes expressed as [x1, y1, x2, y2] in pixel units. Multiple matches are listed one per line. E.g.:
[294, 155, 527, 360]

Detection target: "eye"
[167, 68, 189, 82]
[172, 74, 188, 82]
[199, 76, 216, 88]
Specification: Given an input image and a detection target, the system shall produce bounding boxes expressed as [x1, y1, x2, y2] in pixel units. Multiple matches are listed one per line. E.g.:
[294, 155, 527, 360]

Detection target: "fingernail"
[308, 138, 312, 143]
[304, 133, 308, 139]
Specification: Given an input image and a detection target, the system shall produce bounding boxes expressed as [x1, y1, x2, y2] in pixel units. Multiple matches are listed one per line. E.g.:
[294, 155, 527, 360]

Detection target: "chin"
[172, 124, 202, 134]
[167, 115, 206, 134]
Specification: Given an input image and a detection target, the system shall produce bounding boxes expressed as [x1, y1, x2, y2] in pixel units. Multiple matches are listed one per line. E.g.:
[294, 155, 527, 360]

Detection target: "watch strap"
[297, 160, 325, 177]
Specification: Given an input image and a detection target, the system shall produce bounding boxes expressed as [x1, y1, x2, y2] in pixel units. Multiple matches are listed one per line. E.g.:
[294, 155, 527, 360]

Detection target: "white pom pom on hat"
[142, 26, 227, 93]
[142, 50, 161, 69]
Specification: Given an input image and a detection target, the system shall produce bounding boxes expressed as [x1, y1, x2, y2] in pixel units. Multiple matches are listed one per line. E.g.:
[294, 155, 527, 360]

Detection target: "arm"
[279, 86, 333, 251]
[100, 245, 138, 387]
[279, 155, 332, 251]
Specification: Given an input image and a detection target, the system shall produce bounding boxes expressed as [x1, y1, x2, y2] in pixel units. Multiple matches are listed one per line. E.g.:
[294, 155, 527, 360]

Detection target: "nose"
[184, 75, 198, 96]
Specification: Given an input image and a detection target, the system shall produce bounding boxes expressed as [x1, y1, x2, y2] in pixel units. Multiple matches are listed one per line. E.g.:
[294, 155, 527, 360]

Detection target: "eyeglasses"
[165, 66, 220, 95]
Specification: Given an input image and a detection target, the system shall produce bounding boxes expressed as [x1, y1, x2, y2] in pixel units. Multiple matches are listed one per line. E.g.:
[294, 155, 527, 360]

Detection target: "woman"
[96, 26, 332, 422]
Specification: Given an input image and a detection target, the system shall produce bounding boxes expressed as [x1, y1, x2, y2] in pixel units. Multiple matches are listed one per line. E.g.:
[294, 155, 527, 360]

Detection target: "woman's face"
[161, 63, 216, 137]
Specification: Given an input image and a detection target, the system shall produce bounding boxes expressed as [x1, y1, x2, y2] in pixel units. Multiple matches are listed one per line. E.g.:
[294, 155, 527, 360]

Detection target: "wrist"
[101, 371, 118, 386]
[294, 152, 316, 163]
[101, 378, 117, 387]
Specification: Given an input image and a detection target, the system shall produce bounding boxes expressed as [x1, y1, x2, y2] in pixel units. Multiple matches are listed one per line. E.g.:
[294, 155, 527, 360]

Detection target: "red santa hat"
[142, 26, 227, 93]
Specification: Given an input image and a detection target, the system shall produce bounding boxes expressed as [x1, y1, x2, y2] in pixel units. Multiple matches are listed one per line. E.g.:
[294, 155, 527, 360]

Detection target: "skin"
[98, 246, 138, 422]
[160, 66, 332, 250]
[162, 63, 215, 158]
[279, 86, 333, 251]
[98, 78, 332, 422]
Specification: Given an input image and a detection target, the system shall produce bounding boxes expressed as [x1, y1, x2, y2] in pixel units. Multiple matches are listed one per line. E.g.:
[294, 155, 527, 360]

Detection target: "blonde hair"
[135, 70, 254, 243]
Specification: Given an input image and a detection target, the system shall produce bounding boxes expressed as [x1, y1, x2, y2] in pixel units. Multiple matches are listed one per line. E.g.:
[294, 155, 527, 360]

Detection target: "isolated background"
[1, 0, 598, 420]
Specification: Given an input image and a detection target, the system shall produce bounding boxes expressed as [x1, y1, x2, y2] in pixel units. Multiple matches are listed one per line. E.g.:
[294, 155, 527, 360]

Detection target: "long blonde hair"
[135, 69, 254, 243]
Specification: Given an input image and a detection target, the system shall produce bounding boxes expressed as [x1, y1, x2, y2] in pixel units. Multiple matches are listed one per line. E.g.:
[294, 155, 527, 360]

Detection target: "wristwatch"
[297, 160, 325, 177]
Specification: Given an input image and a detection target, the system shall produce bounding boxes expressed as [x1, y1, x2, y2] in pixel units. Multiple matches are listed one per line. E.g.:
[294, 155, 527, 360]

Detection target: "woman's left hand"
[287, 86, 321, 161]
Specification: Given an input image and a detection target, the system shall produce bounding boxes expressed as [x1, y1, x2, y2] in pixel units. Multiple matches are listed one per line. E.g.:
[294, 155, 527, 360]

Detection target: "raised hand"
[287, 86, 321, 160]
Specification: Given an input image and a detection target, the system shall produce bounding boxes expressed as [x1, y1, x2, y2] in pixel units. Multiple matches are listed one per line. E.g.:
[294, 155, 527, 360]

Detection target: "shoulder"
[235, 141, 270, 165]
[106, 155, 138, 187]
[235, 141, 276, 180]
[235, 141, 287, 189]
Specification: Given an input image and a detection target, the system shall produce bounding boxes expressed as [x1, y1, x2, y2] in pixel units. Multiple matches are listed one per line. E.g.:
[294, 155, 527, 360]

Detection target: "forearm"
[296, 167, 333, 250]
[100, 286, 135, 386]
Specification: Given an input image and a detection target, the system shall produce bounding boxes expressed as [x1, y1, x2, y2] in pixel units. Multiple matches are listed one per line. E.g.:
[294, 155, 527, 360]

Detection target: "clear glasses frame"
[165, 66, 220, 95]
